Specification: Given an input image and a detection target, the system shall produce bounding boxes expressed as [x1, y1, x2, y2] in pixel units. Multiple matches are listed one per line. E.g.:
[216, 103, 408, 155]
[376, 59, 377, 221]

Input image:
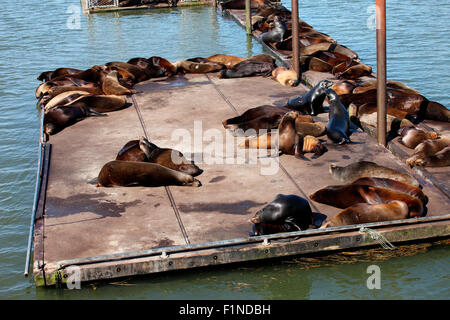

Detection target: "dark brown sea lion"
[148, 56, 177, 76]
[326, 88, 352, 144]
[329, 161, 420, 187]
[406, 137, 450, 166]
[44, 105, 107, 135]
[220, 0, 267, 10]
[413, 146, 450, 167]
[222, 105, 295, 136]
[96, 160, 201, 188]
[63, 94, 128, 113]
[398, 126, 439, 149]
[250, 194, 314, 236]
[330, 79, 358, 96]
[37, 68, 83, 82]
[287, 79, 333, 115]
[295, 120, 327, 137]
[309, 184, 424, 217]
[320, 200, 410, 228]
[206, 54, 245, 69]
[245, 54, 276, 65]
[105, 61, 150, 82]
[261, 16, 287, 44]
[116, 136, 202, 177]
[332, 60, 373, 79]
[300, 42, 358, 60]
[351, 177, 427, 205]
[218, 60, 275, 79]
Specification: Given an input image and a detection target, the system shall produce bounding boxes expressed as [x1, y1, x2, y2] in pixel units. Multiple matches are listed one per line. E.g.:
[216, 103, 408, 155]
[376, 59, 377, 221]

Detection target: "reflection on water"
[0, 0, 448, 299]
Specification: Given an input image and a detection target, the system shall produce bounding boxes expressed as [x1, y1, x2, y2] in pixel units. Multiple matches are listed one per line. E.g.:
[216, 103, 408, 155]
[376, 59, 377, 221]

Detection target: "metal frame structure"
[86, 0, 119, 10]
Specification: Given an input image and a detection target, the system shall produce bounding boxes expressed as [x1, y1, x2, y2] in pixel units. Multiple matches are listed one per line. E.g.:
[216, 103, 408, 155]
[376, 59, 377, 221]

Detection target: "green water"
[0, 0, 448, 299]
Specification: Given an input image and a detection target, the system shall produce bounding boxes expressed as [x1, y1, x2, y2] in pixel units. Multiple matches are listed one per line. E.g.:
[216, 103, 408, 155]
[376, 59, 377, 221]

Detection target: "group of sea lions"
[250, 161, 428, 235]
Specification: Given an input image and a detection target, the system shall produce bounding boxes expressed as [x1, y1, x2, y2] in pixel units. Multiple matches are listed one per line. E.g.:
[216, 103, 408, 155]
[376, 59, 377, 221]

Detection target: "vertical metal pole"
[291, 0, 300, 75]
[245, 0, 252, 35]
[376, 0, 387, 146]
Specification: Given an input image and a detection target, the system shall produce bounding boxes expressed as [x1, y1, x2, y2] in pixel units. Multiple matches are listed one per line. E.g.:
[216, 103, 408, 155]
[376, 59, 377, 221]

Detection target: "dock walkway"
[34, 73, 450, 286]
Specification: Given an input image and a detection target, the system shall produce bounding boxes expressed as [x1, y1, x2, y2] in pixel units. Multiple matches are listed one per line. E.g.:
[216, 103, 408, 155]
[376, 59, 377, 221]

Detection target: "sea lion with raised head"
[320, 200, 410, 228]
[326, 88, 352, 144]
[116, 136, 202, 177]
[100, 70, 133, 95]
[261, 16, 287, 44]
[287, 79, 333, 115]
[329, 161, 420, 187]
[250, 194, 314, 236]
[310, 184, 424, 217]
[96, 160, 201, 188]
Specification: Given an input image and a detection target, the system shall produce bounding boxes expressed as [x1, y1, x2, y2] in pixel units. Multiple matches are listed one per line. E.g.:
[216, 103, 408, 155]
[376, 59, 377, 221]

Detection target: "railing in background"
[86, 0, 119, 9]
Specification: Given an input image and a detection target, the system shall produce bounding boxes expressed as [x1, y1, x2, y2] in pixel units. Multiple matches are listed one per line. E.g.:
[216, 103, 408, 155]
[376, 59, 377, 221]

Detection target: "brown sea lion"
[116, 136, 202, 177]
[37, 68, 83, 82]
[300, 42, 358, 60]
[127, 56, 176, 78]
[42, 91, 91, 111]
[398, 126, 439, 149]
[329, 161, 420, 187]
[413, 146, 450, 167]
[105, 61, 149, 82]
[220, 0, 267, 10]
[332, 60, 372, 79]
[245, 54, 276, 65]
[295, 120, 327, 137]
[271, 66, 299, 87]
[358, 112, 414, 132]
[309, 184, 424, 217]
[63, 94, 128, 113]
[222, 105, 296, 135]
[250, 194, 314, 236]
[96, 160, 201, 188]
[100, 70, 133, 95]
[44, 86, 104, 100]
[300, 56, 333, 72]
[351, 177, 427, 205]
[44, 105, 107, 135]
[320, 200, 410, 228]
[35, 79, 98, 98]
[206, 54, 245, 69]
[219, 60, 275, 79]
[406, 138, 449, 166]
[357, 103, 409, 119]
[331, 79, 358, 96]
[173, 60, 224, 74]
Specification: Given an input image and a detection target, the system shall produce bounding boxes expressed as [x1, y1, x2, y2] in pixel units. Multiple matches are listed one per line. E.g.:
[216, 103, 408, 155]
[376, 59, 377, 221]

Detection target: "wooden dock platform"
[33, 73, 450, 287]
[80, 0, 213, 14]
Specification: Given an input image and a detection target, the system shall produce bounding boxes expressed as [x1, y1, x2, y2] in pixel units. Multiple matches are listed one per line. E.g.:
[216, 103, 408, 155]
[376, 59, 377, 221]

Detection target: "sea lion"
[326, 88, 352, 144]
[37, 68, 83, 82]
[320, 201, 410, 228]
[222, 105, 295, 135]
[173, 60, 224, 74]
[245, 54, 276, 65]
[287, 79, 333, 115]
[295, 119, 327, 137]
[331, 79, 358, 96]
[406, 138, 449, 166]
[309, 184, 424, 217]
[44, 86, 104, 100]
[413, 146, 450, 167]
[250, 194, 313, 236]
[100, 70, 133, 95]
[116, 136, 202, 177]
[219, 60, 275, 79]
[357, 103, 410, 119]
[332, 61, 372, 79]
[44, 105, 107, 135]
[357, 112, 415, 134]
[351, 177, 427, 205]
[271, 66, 299, 87]
[261, 16, 287, 44]
[300, 42, 358, 60]
[96, 160, 201, 188]
[63, 94, 128, 113]
[206, 54, 245, 69]
[35, 79, 98, 98]
[220, 0, 266, 10]
[329, 161, 420, 187]
[299, 56, 333, 73]
[398, 126, 439, 149]
[105, 61, 149, 83]
[42, 91, 91, 111]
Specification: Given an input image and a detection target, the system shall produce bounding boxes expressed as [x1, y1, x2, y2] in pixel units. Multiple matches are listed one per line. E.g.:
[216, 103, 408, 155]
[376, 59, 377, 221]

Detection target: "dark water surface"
[0, 0, 448, 299]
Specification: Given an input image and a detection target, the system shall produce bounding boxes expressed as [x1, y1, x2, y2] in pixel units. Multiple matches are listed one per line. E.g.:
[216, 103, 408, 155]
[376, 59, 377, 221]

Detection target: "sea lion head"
[325, 87, 339, 101]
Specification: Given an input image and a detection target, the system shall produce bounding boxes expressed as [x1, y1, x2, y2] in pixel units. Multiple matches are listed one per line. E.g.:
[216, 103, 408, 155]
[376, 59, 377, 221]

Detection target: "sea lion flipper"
[86, 108, 107, 117]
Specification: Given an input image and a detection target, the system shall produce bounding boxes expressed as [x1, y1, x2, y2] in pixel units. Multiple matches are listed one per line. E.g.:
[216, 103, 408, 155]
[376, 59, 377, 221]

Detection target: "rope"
[359, 227, 395, 250]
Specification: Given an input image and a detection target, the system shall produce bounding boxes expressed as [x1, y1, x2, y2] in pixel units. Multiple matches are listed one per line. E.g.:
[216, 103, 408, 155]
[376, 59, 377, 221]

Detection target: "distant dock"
[80, 0, 213, 14]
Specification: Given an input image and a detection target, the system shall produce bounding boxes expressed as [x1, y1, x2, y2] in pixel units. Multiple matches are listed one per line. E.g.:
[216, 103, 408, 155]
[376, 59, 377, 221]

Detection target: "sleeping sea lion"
[309, 184, 424, 217]
[100, 70, 133, 96]
[320, 201, 410, 228]
[398, 126, 439, 149]
[37, 68, 83, 82]
[413, 146, 450, 167]
[250, 194, 314, 236]
[329, 161, 420, 187]
[96, 160, 201, 188]
[206, 54, 245, 69]
[271, 66, 299, 87]
[116, 136, 202, 176]
[63, 94, 128, 113]
[174, 60, 225, 73]
[42, 91, 91, 111]
[219, 60, 275, 79]
[406, 137, 449, 166]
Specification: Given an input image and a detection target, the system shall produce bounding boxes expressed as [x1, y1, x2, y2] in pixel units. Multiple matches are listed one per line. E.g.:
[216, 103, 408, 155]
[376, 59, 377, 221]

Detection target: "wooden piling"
[291, 0, 300, 76]
[245, 0, 252, 35]
[376, 0, 387, 146]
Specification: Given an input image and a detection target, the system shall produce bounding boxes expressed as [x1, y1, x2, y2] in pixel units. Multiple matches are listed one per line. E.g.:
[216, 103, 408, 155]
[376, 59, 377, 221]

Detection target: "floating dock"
[80, 0, 213, 14]
[33, 73, 450, 287]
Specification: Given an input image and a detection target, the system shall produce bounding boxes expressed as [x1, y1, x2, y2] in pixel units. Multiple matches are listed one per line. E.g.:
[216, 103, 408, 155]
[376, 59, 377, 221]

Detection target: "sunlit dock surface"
[33, 73, 450, 287]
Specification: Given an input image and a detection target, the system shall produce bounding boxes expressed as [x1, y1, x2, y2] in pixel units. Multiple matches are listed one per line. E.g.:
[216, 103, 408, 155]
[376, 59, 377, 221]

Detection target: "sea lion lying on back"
[250, 194, 314, 236]
[329, 161, 420, 187]
[116, 136, 202, 177]
[320, 201, 410, 228]
[309, 184, 424, 217]
[97, 160, 201, 188]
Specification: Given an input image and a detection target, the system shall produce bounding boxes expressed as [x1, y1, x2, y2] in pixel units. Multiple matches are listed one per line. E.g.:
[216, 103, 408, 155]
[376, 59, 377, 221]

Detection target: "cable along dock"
[30, 3, 450, 287]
